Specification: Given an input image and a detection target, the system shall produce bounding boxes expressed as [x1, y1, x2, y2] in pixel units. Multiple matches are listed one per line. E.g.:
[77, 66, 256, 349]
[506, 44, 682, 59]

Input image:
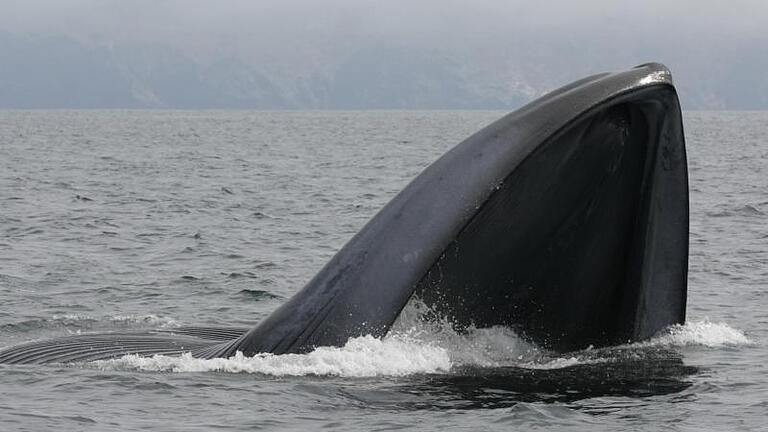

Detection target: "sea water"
[0, 111, 765, 431]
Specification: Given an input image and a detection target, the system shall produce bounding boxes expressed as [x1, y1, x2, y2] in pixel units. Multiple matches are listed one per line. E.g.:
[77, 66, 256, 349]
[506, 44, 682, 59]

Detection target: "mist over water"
[0, 111, 765, 430]
[1, 1, 767, 109]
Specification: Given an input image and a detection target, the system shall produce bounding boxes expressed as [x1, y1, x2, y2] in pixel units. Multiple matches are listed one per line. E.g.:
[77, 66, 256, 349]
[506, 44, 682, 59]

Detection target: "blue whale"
[0, 63, 688, 364]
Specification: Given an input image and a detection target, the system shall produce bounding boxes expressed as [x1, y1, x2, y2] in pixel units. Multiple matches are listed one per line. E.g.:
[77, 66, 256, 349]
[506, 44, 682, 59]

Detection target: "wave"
[1, 314, 180, 333]
[706, 204, 765, 218]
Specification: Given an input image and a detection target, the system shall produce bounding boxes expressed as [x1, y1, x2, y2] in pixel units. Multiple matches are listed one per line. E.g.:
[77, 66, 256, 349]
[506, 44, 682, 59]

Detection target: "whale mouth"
[220, 64, 687, 358]
[0, 64, 688, 364]
[414, 91, 688, 352]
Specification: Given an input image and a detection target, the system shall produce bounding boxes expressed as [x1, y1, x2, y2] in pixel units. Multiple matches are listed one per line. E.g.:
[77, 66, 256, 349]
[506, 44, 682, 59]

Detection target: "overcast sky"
[1, 1, 765, 109]
[2, 1, 764, 58]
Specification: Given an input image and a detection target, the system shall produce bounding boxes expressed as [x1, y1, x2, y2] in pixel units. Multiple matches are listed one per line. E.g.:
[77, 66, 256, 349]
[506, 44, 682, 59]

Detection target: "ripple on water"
[0, 111, 765, 431]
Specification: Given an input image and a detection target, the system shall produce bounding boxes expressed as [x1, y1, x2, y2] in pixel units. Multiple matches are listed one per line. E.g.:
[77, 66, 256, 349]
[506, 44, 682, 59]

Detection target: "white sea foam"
[390, 299, 543, 367]
[516, 320, 753, 369]
[519, 356, 584, 370]
[648, 319, 752, 347]
[90, 306, 752, 377]
[94, 335, 450, 377]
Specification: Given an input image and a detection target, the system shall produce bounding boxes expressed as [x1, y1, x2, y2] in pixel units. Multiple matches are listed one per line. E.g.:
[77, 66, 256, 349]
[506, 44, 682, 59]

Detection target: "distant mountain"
[0, 32, 766, 110]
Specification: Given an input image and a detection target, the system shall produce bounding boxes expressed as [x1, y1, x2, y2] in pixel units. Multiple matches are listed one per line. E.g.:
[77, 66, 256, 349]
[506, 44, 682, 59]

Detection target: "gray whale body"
[0, 63, 688, 364]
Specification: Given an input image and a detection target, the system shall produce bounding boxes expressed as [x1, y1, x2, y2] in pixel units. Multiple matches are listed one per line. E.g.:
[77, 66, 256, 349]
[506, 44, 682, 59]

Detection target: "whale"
[0, 63, 688, 364]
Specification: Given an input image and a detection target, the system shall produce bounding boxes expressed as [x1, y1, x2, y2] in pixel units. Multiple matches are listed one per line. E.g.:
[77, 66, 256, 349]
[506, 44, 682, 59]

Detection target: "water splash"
[91, 312, 752, 377]
[390, 298, 543, 367]
[94, 335, 450, 377]
[649, 319, 752, 347]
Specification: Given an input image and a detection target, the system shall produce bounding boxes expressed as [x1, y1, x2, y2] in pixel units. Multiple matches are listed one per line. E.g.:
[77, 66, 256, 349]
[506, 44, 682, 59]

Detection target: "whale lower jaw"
[222, 63, 688, 356]
[0, 63, 688, 364]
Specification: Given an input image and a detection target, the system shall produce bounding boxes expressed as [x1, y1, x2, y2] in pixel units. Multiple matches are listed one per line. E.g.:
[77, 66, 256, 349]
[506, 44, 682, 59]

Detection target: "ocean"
[0, 110, 765, 431]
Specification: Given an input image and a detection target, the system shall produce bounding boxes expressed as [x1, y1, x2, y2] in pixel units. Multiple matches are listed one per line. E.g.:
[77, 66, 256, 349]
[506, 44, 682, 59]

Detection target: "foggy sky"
[1, 1, 766, 109]
[3, 1, 765, 50]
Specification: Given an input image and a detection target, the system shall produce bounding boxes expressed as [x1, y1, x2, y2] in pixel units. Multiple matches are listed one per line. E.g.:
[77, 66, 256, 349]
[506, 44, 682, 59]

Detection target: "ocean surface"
[0, 110, 765, 431]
